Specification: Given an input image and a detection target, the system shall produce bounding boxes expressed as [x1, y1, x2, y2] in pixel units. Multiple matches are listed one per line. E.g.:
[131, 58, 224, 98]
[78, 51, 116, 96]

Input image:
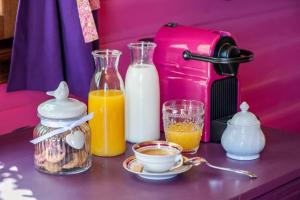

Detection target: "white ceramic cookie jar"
[221, 102, 265, 160]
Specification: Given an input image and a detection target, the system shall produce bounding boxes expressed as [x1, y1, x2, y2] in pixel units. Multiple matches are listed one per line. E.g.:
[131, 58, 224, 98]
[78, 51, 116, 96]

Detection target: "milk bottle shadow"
[0, 161, 37, 200]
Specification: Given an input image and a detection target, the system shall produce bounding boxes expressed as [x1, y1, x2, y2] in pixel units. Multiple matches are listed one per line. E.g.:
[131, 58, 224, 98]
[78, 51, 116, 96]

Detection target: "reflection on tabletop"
[0, 161, 37, 200]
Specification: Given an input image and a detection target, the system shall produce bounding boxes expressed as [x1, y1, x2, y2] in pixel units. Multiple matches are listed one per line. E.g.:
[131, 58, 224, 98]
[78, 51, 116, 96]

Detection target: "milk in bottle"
[125, 42, 160, 143]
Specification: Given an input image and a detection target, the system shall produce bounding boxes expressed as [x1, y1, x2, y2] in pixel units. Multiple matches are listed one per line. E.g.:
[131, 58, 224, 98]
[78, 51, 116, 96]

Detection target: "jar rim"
[38, 114, 86, 128]
[38, 113, 85, 120]
[227, 120, 261, 127]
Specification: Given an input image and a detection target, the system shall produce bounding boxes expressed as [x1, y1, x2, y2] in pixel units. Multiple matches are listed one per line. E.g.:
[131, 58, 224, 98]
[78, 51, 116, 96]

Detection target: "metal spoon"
[184, 157, 257, 179]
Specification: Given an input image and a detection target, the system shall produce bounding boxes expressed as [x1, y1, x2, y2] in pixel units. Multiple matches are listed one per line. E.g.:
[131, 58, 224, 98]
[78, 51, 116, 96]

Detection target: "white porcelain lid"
[229, 102, 260, 126]
[37, 81, 86, 119]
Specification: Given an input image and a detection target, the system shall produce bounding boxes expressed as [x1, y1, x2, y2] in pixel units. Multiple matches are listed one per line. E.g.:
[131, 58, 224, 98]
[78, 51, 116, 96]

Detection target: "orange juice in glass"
[88, 50, 125, 157]
[163, 100, 204, 154]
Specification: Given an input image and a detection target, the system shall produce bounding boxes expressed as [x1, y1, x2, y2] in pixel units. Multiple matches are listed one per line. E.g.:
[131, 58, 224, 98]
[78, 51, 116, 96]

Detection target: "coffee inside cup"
[139, 147, 177, 156]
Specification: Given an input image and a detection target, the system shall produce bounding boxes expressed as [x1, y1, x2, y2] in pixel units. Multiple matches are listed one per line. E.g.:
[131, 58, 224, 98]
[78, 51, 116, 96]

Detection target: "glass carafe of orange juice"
[89, 50, 125, 157]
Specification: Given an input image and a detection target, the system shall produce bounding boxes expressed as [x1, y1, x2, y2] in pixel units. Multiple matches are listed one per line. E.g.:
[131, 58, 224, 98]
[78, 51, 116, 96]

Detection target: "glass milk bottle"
[88, 50, 125, 157]
[125, 42, 160, 143]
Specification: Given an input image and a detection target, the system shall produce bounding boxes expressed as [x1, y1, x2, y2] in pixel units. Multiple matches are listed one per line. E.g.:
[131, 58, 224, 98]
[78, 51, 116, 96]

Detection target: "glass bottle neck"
[90, 49, 124, 92]
[92, 50, 121, 72]
[128, 42, 156, 66]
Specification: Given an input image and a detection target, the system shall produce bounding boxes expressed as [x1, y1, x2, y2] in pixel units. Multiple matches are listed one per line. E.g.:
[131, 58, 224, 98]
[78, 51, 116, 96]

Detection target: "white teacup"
[132, 141, 183, 173]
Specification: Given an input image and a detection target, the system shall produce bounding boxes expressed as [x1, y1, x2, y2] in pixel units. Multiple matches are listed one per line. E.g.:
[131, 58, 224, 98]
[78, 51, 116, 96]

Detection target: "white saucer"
[123, 156, 192, 181]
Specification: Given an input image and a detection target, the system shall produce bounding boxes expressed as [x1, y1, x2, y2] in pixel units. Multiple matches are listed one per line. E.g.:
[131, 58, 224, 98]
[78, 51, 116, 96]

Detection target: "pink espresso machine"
[153, 23, 253, 142]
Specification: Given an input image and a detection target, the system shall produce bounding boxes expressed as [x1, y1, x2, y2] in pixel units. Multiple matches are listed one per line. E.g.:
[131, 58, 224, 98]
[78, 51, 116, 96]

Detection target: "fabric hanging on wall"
[77, 0, 100, 43]
[7, 0, 100, 99]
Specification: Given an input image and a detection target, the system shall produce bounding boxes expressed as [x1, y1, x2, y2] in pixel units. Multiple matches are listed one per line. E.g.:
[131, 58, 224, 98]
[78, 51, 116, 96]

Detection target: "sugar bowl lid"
[38, 81, 86, 119]
[229, 102, 260, 126]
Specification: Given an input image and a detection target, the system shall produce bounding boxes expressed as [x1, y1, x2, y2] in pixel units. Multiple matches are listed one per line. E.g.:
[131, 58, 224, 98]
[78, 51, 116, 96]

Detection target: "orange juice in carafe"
[88, 90, 125, 156]
[88, 49, 125, 157]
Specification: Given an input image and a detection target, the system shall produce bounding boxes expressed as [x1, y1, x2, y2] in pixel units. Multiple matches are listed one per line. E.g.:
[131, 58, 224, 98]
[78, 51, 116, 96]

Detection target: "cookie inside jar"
[34, 124, 91, 175]
[32, 81, 92, 175]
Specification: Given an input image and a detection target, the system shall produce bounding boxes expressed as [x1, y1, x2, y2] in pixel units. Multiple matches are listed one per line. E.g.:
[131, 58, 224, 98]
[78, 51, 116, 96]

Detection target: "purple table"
[1, 127, 300, 200]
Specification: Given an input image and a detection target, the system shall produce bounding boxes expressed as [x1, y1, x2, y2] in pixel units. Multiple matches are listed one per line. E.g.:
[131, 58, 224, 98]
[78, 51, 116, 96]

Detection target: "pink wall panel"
[0, 84, 49, 134]
[98, 0, 300, 133]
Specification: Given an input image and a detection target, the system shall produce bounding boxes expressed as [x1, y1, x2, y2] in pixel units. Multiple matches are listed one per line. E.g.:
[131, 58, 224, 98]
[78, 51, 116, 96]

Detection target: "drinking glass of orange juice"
[88, 50, 125, 157]
[163, 100, 204, 154]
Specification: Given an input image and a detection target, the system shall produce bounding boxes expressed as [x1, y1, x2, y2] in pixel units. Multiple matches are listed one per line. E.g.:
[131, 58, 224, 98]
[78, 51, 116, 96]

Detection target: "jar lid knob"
[240, 101, 249, 112]
[46, 81, 69, 101]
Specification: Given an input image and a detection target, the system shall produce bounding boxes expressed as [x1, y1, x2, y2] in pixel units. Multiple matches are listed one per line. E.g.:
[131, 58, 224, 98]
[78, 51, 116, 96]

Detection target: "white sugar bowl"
[221, 102, 265, 160]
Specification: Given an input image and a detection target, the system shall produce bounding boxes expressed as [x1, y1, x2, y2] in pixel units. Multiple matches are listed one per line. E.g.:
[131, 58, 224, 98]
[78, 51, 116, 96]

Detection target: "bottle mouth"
[128, 42, 157, 49]
[92, 49, 122, 57]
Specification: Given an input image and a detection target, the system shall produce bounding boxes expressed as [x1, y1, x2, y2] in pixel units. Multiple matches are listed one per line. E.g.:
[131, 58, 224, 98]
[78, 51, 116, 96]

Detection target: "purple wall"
[98, 0, 300, 133]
